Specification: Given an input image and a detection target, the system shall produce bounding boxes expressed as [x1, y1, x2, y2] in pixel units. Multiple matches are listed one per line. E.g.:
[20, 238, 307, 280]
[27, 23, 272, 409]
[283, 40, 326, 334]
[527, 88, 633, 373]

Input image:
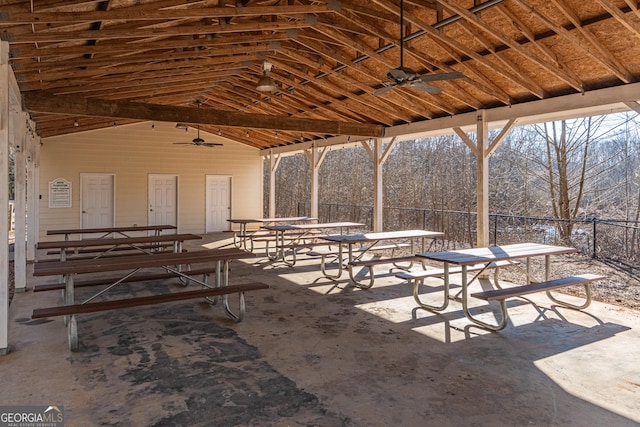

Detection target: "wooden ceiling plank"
[2, 4, 337, 24]
[279, 45, 433, 120]
[22, 93, 385, 137]
[43, 69, 241, 96]
[270, 57, 402, 126]
[14, 44, 272, 72]
[5, 20, 313, 43]
[369, 0, 545, 100]
[594, 0, 640, 38]
[19, 66, 243, 92]
[9, 34, 290, 61]
[269, 70, 383, 124]
[435, 0, 584, 92]
[15, 55, 258, 83]
[532, 0, 633, 83]
[455, 23, 548, 97]
[299, 27, 436, 121]
[516, 0, 633, 83]
[330, 9, 479, 115]
[330, 8, 486, 112]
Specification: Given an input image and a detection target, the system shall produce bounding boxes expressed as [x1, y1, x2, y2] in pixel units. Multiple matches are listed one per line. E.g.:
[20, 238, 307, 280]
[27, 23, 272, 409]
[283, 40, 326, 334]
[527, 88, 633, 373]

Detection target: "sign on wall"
[48, 178, 72, 208]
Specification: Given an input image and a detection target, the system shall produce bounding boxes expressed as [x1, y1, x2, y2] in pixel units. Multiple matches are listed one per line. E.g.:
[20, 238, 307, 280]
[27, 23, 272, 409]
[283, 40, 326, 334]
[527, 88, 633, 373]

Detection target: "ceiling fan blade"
[418, 71, 464, 83]
[410, 82, 442, 94]
[173, 142, 193, 145]
[374, 85, 396, 96]
[201, 143, 224, 147]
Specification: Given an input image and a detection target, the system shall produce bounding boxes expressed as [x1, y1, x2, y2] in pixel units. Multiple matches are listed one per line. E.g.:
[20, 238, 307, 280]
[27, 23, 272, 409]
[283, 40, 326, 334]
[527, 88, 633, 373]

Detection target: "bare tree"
[528, 116, 626, 239]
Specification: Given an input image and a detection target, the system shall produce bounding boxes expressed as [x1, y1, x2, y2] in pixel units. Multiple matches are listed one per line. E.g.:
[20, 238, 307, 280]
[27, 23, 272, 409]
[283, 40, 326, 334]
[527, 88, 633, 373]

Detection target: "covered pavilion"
[0, 2, 639, 414]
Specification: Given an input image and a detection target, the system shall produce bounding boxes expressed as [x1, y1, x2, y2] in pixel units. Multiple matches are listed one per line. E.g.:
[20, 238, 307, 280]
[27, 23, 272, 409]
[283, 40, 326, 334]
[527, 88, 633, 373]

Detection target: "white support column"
[26, 121, 39, 262]
[0, 41, 10, 355]
[455, 113, 516, 247]
[476, 111, 490, 247]
[267, 151, 281, 217]
[304, 144, 327, 220]
[362, 137, 398, 232]
[13, 112, 27, 292]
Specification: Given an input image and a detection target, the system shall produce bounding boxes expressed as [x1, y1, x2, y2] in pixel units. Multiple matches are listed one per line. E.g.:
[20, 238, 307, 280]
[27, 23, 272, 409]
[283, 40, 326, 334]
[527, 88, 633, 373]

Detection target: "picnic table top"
[262, 222, 365, 231]
[227, 217, 316, 224]
[417, 243, 577, 266]
[47, 224, 177, 235]
[36, 233, 202, 250]
[321, 229, 443, 243]
[33, 248, 253, 276]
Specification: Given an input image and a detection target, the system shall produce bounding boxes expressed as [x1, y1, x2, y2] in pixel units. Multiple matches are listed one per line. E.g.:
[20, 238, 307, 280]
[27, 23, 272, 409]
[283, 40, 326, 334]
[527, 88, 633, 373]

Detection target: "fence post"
[592, 217, 597, 259]
[492, 215, 497, 245]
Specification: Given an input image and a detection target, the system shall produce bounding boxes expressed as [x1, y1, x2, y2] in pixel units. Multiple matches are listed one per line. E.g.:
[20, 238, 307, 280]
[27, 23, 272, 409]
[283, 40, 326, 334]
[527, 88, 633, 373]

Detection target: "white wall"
[38, 121, 262, 240]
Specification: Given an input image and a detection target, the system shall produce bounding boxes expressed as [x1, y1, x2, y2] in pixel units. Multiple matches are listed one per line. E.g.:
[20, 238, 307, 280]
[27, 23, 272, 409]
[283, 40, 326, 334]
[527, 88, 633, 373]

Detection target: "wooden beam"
[1, 4, 336, 24]
[4, 20, 312, 44]
[22, 93, 385, 137]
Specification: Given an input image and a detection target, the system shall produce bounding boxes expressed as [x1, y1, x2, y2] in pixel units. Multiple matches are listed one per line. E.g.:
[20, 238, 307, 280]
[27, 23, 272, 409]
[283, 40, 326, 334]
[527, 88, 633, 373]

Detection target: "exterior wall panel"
[38, 121, 261, 240]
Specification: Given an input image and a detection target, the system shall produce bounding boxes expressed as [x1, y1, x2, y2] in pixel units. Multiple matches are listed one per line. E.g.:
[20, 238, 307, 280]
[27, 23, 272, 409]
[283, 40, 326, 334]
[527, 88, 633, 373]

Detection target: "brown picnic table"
[262, 222, 366, 266]
[318, 229, 444, 287]
[47, 224, 177, 240]
[36, 233, 203, 261]
[31, 248, 267, 351]
[227, 217, 317, 251]
[415, 243, 605, 330]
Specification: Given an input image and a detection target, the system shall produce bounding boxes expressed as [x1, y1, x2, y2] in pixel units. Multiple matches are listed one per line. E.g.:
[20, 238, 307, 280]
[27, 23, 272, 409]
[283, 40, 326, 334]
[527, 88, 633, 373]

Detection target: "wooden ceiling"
[1, 0, 639, 150]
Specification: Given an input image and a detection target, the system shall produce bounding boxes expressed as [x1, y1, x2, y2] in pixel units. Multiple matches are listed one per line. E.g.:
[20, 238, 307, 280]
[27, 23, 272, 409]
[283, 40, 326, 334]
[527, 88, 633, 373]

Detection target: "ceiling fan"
[374, 0, 463, 96]
[173, 100, 224, 148]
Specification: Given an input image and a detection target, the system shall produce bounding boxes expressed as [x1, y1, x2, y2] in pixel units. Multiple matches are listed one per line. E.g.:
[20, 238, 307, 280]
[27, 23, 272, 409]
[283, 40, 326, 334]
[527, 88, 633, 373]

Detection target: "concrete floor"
[2, 233, 639, 426]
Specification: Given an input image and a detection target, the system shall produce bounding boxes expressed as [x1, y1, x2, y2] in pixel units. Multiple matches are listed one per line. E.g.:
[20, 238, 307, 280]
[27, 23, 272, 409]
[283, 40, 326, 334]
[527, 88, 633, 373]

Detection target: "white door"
[80, 173, 115, 232]
[206, 175, 231, 233]
[148, 174, 177, 233]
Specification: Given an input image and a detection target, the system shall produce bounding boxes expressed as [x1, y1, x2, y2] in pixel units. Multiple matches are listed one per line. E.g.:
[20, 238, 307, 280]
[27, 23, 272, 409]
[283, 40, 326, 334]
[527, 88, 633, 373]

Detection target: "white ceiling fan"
[375, 0, 463, 96]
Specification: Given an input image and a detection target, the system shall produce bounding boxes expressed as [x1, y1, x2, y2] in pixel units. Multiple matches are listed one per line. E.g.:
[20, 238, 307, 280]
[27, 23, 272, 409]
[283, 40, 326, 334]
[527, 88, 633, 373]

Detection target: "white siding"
[39, 121, 262, 240]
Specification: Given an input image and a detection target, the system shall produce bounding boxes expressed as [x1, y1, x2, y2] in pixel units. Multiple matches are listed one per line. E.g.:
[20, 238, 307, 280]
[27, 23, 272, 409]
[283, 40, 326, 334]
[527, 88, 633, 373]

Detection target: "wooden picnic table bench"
[416, 243, 606, 331]
[262, 222, 365, 266]
[45, 242, 176, 256]
[395, 260, 519, 311]
[47, 224, 177, 240]
[36, 233, 202, 261]
[318, 230, 444, 287]
[33, 266, 221, 292]
[227, 217, 316, 251]
[31, 248, 264, 351]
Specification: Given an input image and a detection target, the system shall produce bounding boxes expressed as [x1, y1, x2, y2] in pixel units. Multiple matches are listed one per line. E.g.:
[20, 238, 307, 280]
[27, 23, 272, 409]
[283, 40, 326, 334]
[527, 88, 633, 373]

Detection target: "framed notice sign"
[49, 178, 72, 208]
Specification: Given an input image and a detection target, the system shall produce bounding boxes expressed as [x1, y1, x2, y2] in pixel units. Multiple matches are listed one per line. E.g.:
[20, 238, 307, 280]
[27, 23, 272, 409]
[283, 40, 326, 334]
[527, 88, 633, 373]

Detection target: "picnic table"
[31, 248, 267, 351]
[36, 233, 202, 261]
[227, 217, 317, 251]
[415, 243, 605, 330]
[317, 229, 444, 288]
[47, 224, 177, 240]
[262, 222, 365, 266]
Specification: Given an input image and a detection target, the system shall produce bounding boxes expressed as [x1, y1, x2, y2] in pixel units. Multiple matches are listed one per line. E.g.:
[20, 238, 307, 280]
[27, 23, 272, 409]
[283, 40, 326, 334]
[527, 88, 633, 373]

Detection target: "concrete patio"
[2, 233, 639, 426]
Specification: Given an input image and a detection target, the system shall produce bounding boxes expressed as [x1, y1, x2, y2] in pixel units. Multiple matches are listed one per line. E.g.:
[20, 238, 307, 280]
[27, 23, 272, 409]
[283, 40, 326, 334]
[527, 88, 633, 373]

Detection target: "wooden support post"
[26, 122, 39, 262]
[13, 112, 27, 292]
[362, 137, 397, 232]
[304, 144, 327, 220]
[454, 113, 517, 247]
[477, 111, 490, 247]
[267, 151, 281, 217]
[0, 41, 10, 354]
